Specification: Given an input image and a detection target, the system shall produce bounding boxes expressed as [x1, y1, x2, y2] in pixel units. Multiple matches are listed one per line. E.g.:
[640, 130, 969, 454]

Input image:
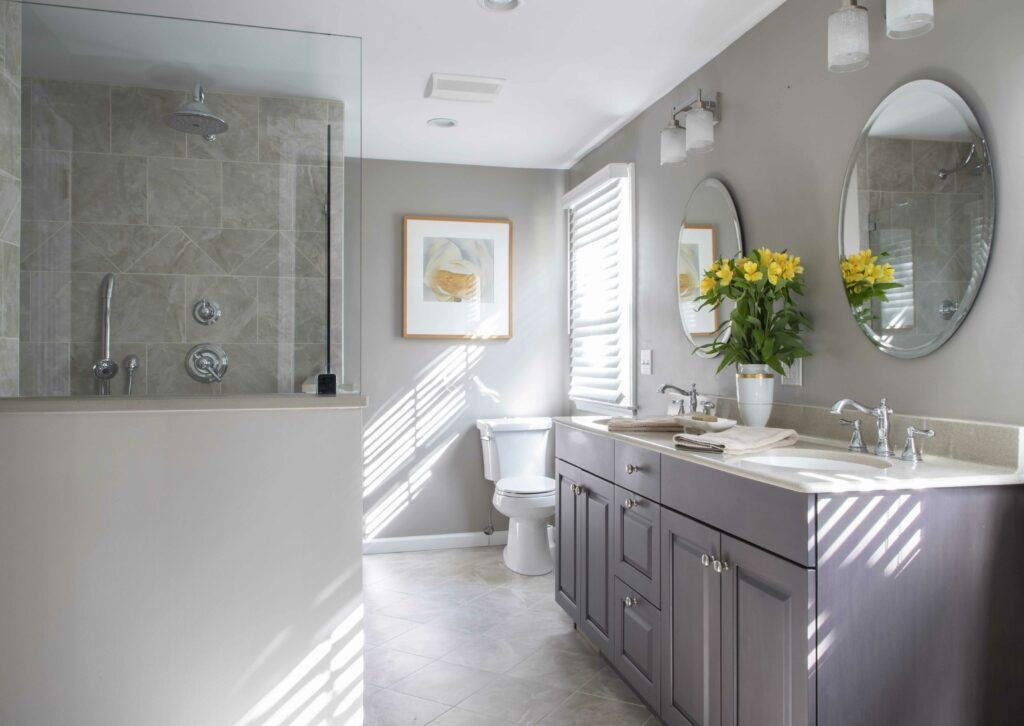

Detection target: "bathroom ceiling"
[30, 0, 787, 169]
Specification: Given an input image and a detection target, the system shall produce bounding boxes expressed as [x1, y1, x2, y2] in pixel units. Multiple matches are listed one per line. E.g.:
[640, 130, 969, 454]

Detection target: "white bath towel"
[673, 425, 798, 454]
[607, 416, 689, 433]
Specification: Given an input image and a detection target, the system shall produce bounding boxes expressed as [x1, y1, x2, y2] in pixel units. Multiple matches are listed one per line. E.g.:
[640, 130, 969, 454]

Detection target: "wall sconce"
[828, 0, 870, 73]
[886, 0, 934, 38]
[659, 90, 720, 166]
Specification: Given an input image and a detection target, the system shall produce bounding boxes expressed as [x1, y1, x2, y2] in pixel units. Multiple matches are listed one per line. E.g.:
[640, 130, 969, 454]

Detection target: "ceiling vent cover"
[426, 73, 505, 103]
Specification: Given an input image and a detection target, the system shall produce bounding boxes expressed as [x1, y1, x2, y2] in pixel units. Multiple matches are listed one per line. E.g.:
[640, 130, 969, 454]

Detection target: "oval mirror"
[678, 178, 744, 356]
[838, 80, 994, 358]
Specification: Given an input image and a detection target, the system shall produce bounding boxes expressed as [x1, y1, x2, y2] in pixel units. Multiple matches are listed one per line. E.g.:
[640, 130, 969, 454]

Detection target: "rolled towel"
[673, 425, 798, 454]
[607, 416, 689, 433]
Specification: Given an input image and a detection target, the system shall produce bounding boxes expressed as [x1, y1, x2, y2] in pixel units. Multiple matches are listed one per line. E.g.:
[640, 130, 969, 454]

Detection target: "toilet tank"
[477, 417, 552, 482]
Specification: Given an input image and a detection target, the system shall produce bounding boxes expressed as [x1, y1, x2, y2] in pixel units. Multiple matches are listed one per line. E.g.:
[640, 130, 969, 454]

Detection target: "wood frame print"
[403, 215, 513, 339]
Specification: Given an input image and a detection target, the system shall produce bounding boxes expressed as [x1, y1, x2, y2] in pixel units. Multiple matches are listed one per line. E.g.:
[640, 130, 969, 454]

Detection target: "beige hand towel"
[673, 425, 798, 454]
[607, 416, 689, 433]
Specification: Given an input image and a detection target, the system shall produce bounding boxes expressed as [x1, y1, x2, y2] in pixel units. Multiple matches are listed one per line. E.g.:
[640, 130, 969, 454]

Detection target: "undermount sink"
[742, 449, 892, 473]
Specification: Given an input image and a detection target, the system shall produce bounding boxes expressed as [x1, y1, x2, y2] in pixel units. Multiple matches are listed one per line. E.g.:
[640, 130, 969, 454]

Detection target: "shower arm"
[937, 142, 982, 180]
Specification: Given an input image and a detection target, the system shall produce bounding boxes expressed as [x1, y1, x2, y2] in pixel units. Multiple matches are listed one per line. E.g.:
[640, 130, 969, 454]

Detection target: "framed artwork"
[678, 224, 718, 336]
[403, 216, 513, 339]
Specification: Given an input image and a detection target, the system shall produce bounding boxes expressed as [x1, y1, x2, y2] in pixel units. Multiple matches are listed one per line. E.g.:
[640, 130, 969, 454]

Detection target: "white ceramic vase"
[736, 363, 775, 428]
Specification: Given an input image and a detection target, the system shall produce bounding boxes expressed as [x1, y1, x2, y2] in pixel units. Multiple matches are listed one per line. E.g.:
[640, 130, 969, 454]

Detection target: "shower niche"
[8, 2, 361, 397]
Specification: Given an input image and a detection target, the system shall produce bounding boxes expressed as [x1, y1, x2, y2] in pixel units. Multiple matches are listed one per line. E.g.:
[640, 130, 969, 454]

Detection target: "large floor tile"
[364, 612, 421, 646]
[429, 706, 515, 725]
[439, 632, 538, 674]
[535, 691, 654, 725]
[383, 622, 476, 659]
[456, 674, 574, 725]
[390, 660, 497, 706]
[576, 665, 645, 705]
[364, 646, 434, 688]
[506, 648, 605, 692]
[364, 687, 449, 726]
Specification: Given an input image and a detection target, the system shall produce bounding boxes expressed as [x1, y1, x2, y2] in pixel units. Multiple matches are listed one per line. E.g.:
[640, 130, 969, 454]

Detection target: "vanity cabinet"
[614, 487, 661, 606]
[614, 576, 662, 707]
[554, 460, 581, 622]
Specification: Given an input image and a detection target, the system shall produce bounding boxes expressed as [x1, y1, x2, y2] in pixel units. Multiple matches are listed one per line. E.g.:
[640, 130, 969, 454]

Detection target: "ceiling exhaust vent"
[426, 73, 505, 103]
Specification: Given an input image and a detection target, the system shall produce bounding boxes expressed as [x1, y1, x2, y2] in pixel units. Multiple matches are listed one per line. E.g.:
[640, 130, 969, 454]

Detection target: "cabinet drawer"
[661, 456, 815, 567]
[614, 441, 661, 502]
[614, 486, 660, 607]
[556, 423, 614, 481]
[613, 578, 661, 709]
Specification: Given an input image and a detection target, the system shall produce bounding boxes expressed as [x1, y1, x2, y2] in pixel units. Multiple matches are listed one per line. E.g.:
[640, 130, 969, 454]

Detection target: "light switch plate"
[640, 349, 652, 376]
[782, 359, 803, 386]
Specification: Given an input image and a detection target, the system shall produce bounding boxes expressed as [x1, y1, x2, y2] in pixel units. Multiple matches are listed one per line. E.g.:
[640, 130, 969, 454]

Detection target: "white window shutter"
[564, 163, 635, 413]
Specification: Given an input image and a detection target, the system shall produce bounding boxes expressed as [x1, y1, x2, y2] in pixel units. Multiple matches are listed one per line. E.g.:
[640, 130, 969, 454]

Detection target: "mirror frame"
[679, 177, 744, 357]
[838, 79, 996, 359]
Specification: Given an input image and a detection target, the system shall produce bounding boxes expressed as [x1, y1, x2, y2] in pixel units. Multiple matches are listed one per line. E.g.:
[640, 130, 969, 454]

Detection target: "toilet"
[477, 417, 556, 576]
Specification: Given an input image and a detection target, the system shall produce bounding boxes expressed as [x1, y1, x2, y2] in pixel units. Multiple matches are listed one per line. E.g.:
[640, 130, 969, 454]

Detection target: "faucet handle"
[839, 418, 868, 454]
[900, 426, 935, 463]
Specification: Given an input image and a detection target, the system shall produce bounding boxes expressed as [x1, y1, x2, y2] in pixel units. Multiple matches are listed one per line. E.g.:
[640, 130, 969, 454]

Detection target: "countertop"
[0, 393, 368, 414]
[556, 416, 1024, 494]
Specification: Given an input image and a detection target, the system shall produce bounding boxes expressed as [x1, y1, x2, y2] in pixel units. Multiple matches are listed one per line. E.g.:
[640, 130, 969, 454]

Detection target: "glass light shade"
[660, 123, 687, 165]
[886, 0, 934, 38]
[685, 107, 714, 152]
[828, 4, 869, 73]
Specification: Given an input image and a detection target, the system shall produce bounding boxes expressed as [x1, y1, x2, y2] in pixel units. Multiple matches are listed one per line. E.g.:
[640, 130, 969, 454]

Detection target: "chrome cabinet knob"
[624, 596, 639, 608]
[700, 553, 711, 568]
[623, 498, 641, 509]
[712, 559, 730, 574]
[625, 464, 642, 475]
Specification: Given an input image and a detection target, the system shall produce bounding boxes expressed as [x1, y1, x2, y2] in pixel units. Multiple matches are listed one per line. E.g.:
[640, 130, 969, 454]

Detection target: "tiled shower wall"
[0, 1, 20, 395]
[20, 77, 343, 396]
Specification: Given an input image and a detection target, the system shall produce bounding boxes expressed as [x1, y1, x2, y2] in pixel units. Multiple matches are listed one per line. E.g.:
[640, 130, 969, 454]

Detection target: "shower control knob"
[186, 343, 228, 383]
[193, 298, 222, 325]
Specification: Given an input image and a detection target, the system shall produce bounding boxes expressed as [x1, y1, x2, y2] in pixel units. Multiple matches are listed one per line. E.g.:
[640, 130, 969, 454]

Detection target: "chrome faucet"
[659, 383, 699, 414]
[830, 398, 894, 457]
[92, 273, 118, 395]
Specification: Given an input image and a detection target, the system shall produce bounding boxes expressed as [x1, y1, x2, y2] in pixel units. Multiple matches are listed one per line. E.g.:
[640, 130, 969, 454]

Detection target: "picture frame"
[403, 215, 513, 339]
[678, 224, 718, 336]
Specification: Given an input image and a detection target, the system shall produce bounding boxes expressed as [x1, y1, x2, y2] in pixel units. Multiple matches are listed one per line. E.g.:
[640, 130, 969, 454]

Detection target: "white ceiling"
[30, 0, 788, 169]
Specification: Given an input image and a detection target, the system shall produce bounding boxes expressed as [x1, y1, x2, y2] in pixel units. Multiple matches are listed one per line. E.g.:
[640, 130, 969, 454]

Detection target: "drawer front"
[614, 441, 661, 502]
[661, 456, 815, 567]
[556, 423, 614, 481]
[614, 577, 662, 709]
[614, 486, 661, 607]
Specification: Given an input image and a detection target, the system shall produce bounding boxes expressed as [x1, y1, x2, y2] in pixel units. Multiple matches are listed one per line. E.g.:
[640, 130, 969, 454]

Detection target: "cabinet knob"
[623, 498, 641, 509]
[624, 596, 639, 608]
[700, 553, 711, 568]
[625, 464, 642, 475]
[712, 559, 731, 574]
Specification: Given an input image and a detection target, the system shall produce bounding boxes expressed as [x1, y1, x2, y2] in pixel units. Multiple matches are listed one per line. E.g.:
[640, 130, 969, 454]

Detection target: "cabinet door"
[614, 486, 661, 606]
[555, 459, 582, 623]
[614, 577, 662, 708]
[579, 471, 615, 657]
[661, 509, 722, 726]
[720, 535, 815, 726]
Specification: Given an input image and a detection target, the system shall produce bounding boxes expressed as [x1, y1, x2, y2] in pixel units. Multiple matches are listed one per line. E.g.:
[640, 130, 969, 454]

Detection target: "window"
[563, 163, 636, 414]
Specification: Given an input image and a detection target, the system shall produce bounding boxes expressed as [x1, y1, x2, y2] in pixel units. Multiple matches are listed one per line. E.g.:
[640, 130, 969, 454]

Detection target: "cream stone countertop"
[0, 394, 368, 414]
[556, 416, 1024, 494]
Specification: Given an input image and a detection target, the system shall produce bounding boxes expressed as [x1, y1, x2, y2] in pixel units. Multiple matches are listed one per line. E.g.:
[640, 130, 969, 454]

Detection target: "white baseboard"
[363, 530, 509, 555]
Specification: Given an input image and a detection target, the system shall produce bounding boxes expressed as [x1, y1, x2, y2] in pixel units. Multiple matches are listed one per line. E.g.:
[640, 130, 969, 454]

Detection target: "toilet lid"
[496, 475, 555, 496]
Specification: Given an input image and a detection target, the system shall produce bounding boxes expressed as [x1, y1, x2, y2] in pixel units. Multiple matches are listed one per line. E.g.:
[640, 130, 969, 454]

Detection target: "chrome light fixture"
[828, 0, 870, 73]
[660, 90, 720, 165]
[478, 0, 520, 11]
[886, 0, 934, 38]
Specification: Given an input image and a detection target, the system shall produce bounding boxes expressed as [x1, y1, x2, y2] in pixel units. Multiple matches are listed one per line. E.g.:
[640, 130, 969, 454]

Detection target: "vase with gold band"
[736, 363, 774, 427]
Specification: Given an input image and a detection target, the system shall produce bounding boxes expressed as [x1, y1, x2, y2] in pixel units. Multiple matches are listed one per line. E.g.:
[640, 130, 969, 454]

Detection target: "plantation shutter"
[563, 163, 635, 413]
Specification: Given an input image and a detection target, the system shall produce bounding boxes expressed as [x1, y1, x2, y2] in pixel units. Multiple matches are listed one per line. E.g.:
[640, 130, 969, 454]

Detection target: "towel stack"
[673, 426, 798, 455]
[606, 416, 688, 433]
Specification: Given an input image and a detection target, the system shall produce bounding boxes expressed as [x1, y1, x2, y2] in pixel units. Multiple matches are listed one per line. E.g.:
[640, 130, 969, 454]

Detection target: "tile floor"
[362, 546, 659, 725]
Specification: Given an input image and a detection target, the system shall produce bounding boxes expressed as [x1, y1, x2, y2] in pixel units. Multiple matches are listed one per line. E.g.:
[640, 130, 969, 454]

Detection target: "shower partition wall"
[5, 2, 361, 397]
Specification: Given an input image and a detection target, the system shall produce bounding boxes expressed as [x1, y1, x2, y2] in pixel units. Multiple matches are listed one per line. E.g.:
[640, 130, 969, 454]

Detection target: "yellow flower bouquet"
[694, 248, 811, 374]
[839, 249, 900, 325]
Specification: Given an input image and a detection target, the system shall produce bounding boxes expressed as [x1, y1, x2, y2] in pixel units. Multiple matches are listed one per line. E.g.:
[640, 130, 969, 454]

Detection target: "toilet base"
[503, 517, 553, 576]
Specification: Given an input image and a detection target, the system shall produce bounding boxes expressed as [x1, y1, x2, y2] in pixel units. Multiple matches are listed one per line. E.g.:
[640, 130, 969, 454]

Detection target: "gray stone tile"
[20, 78, 28, 149]
[428, 603, 512, 634]
[506, 648, 604, 691]
[69, 341, 145, 396]
[536, 692, 652, 726]
[912, 140, 958, 194]
[71, 152, 147, 224]
[935, 193, 982, 247]
[390, 660, 497, 707]
[576, 665, 644, 705]
[235, 231, 320, 277]
[376, 593, 452, 624]
[364, 687, 449, 726]
[147, 156, 221, 227]
[956, 142, 990, 195]
[258, 96, 329, 165]
[292, 164, 328, 231]
[71, 223, 171, 272]
[29, 78, 110, 153]
[185, 275, 258, 343]
[431, 708, 515, 726]
[0, 174, 18, 245]
[145, 342, 210, 396]
[0, 74, 19, 179]
[439, 632, 539, 674]
[182, 227, 274, 274]
[111, 86, 186, 157]
[257, 276, 287, 345]
[457, 674, 574, 725]
[222, 161, 279, 229]
[18, 340, 70, 396]
[382, 622, 476, 659]
[22, 149, 70, 221]
[867, 138, 913, 192]
[365, 612, 421, 646]
[128, 227, 221, 274]
[187, 92, 258, 162]
[20, 270, 70, 342]
[364, 646, 433, 689]
[294, 275, 330, 344]
[1, 1, 21, 83]
[70, 272, 186, 343]
[0, 239, 16, 338]
[0, 336, 16, 396]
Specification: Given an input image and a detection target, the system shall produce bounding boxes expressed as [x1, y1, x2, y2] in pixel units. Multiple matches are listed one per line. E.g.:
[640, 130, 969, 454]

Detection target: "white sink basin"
[742, 449, 892, 474]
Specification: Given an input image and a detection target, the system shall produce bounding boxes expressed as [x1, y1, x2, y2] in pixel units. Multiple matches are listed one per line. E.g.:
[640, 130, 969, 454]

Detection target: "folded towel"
[607, 416, 688, 433]
[673, 425, 798, 454]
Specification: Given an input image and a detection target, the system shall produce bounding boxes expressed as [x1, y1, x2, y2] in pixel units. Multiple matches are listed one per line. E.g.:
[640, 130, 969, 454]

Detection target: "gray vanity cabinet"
[578, 471, 616, 657]
[555, 459, 582, 622]
[614, 577, 662, 707]
[614, 487, 661, 606]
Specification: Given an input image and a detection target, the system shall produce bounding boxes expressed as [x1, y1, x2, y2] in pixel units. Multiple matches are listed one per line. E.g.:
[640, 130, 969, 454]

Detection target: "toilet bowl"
[477, 418, 555, 576]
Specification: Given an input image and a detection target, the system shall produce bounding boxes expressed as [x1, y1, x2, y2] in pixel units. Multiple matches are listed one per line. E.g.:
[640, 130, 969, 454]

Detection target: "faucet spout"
[830, 397, 894, 458]
[660, 383, 699, 414]
[830, 398, 873, 416]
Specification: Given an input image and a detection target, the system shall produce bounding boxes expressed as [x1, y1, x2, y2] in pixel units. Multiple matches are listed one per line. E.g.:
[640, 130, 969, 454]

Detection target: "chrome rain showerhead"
[164, 82, 228, 142]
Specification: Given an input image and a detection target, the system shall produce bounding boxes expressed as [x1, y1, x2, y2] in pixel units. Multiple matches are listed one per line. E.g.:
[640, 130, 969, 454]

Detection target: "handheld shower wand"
[92, 273, 119, 395]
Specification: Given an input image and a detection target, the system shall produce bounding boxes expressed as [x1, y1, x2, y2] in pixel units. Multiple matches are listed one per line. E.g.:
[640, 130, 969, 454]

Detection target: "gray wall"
[362, 159, 567, 540]
[0, 1, 19, 395]
[570, 0, 1023, 424]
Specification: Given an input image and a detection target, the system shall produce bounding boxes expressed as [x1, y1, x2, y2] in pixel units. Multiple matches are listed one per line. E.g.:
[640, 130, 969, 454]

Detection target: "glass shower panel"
[7, 2, 361, 397]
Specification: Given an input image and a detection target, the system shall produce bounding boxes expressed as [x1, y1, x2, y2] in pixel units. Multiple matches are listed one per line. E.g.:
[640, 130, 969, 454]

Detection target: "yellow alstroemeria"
[716, 261, 734, 286]
[699, 276, 716, 295]
[757, 248, 774, 267]
[767, 261, 783, 286]
[742, 260, 763, 282]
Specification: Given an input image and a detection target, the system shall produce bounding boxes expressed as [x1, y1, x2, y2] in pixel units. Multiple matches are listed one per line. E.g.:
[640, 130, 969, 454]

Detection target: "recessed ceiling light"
[427, 118, 458, 128]
[478, 0, 521, 12]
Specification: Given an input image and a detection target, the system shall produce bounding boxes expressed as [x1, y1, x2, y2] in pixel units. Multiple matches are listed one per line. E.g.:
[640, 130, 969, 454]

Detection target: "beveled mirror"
[678, 178, 743, 356]
[838, 80, 994, 358]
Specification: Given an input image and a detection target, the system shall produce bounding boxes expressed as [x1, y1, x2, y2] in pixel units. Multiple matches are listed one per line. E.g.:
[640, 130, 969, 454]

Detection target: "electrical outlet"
[640, 349, 653, 376]
[782, 359, 803, 386]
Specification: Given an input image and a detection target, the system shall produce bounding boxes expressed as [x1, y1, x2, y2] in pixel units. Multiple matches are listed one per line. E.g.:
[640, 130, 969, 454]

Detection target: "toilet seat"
[495, 475, 555, 498]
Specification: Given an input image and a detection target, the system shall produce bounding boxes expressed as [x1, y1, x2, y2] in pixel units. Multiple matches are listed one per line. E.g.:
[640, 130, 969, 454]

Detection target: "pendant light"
[886, 0, 934, 38]
[660, 119, 687, 166]
[828, 0, 870, 73]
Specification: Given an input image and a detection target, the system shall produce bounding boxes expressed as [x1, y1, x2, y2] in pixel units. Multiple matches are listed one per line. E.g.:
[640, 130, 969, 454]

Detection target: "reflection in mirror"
[678, 178, 743, 356]
[839, 80, 994, 358]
